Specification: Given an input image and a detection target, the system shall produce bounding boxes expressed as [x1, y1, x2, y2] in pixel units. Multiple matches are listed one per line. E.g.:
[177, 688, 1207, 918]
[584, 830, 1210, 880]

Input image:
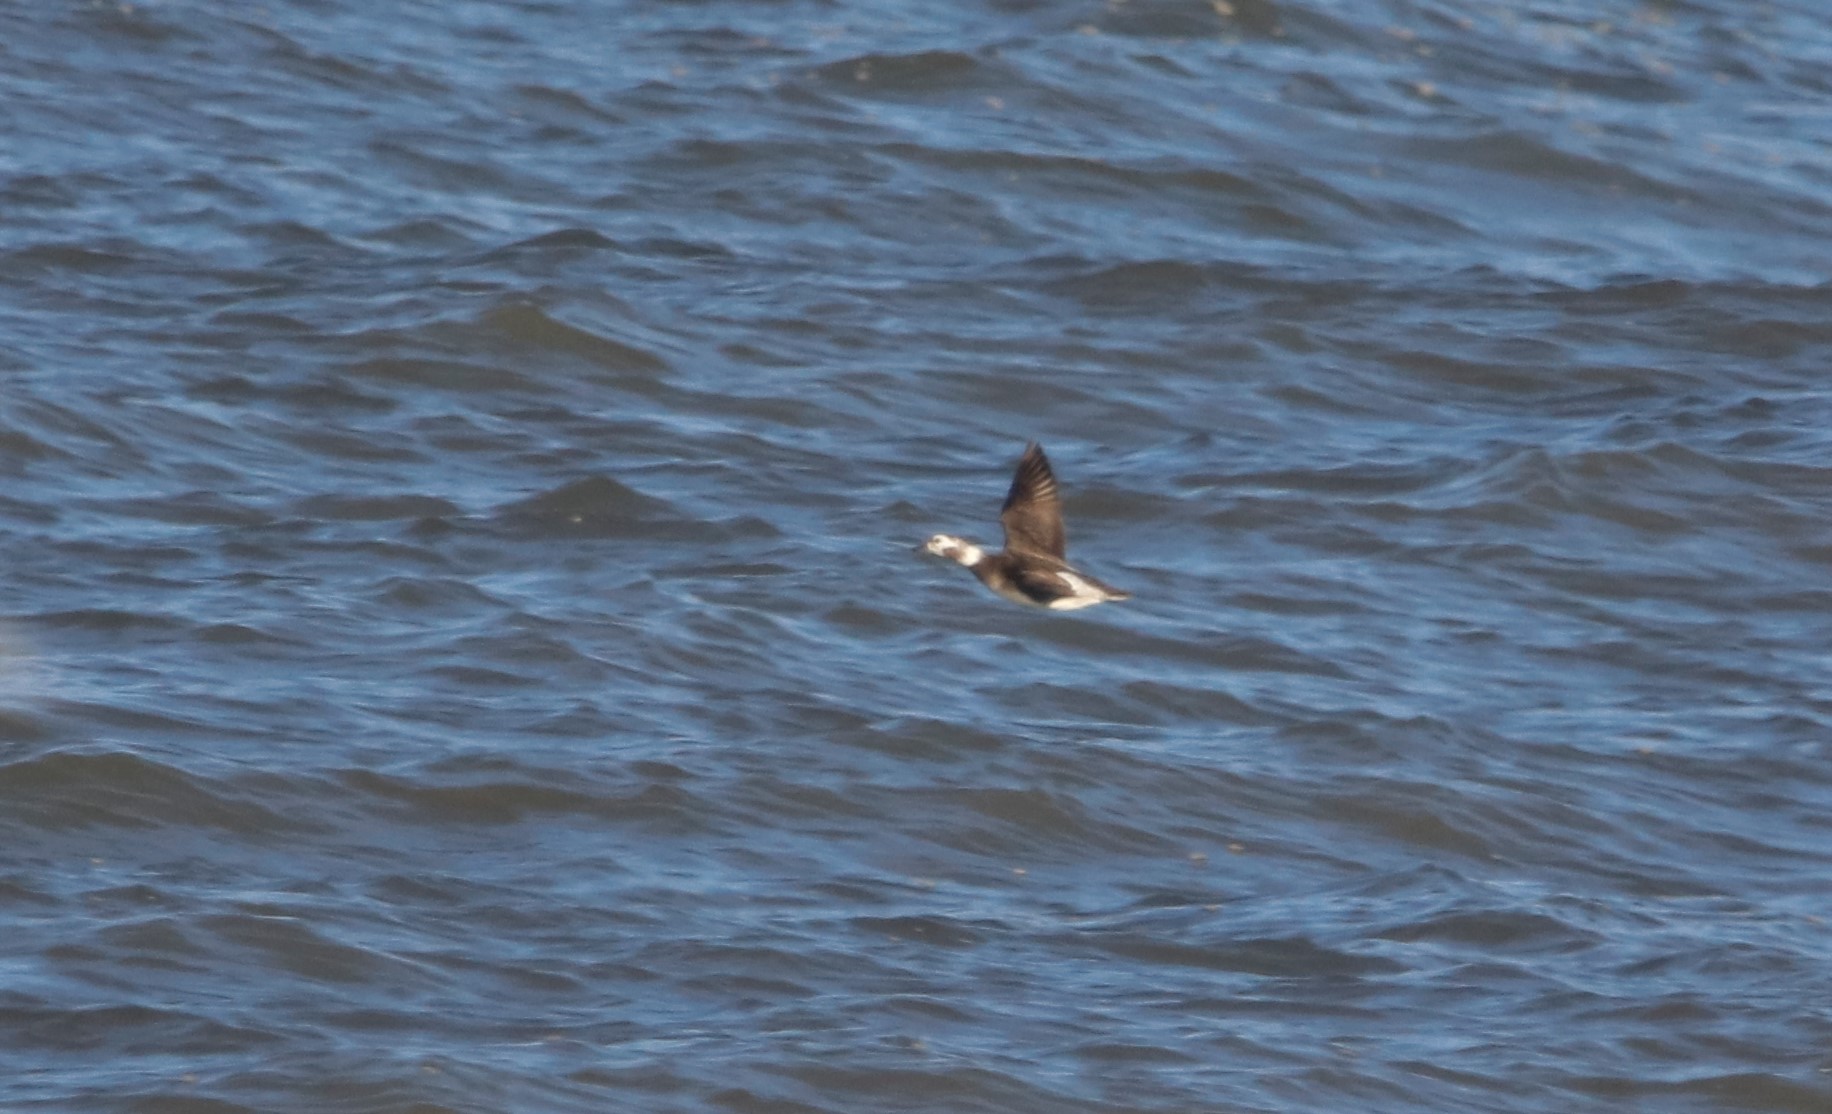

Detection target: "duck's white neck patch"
[924, 534, 983, 566]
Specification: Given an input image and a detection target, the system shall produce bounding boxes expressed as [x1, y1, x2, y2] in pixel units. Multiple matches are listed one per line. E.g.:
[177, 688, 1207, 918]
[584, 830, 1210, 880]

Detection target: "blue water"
[2, 1, 1830, 1111]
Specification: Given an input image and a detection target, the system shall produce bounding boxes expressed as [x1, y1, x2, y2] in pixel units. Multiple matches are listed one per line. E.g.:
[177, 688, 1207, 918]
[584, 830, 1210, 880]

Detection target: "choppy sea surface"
[4, 1, 1832, 1110]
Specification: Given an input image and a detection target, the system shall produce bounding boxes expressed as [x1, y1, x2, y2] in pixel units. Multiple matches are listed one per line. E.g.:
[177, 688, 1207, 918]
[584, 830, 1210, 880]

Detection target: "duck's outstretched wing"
[999, 442, 1066, 558]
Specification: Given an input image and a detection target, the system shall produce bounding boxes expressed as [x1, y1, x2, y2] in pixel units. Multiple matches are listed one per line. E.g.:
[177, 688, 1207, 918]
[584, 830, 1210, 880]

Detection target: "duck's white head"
[921, 534, 984, 566]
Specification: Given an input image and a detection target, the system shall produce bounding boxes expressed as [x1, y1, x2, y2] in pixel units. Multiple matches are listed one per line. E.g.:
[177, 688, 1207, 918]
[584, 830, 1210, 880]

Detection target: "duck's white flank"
[1047, 571, 1107, 609]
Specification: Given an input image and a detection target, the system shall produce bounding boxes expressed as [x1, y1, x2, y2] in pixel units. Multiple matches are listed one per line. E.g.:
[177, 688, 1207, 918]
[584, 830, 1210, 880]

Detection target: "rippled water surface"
[4, 1, 1832, 1110]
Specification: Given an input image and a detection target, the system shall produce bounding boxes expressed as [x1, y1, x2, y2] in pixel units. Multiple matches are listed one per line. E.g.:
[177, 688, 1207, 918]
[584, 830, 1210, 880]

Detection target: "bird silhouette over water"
[920, 442, 1130, 610]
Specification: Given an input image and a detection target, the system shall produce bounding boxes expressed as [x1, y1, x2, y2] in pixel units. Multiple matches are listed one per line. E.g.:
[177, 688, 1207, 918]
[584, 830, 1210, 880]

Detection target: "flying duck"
[920, 442, 1131, 610]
